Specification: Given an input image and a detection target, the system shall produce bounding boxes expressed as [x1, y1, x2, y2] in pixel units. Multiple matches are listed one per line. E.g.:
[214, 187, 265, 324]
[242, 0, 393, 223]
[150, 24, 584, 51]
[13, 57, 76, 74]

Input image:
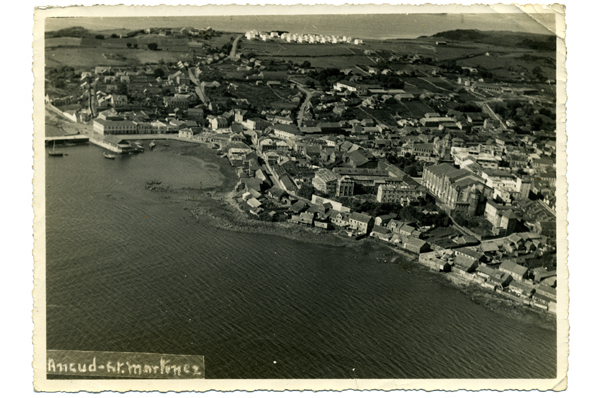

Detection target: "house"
[475, 265, 512, 289]
[290, 211, 315, 226]
[267, 186, 289, 202]
[210, 116, 229, 130]
[533, 284, 557, 303]
[273, 115, 294, 125]
[229, 133, 245, 143]
[331, 212, 350, 227]
[507, 280, 535, 298]
[387, 219, 405, 234]
[163, 96, 189, 109]
[487, 272, 513, 290]
[419, 252, 451, 272]
[398, 224, 415, 237]
[273, 124, 303, 140]
[345, 150, 377, 168]
[179, 127, 201, 139]
[370, 225, 393, 241]
[289, 200, 309, 214]
[375, 213, 397, 227]
[480, 241, 500, 254]
[455, 247, 484, 262]
[348, 212, 374, 235]
[244, 117, 270, 131]
[531, 267, 557, 283]
[499, 260, 529, 281]
[247, 197, 262, 208]
[402, 238, 430, 254]
[312, 168, 340, 195]
[111, 94, 128, 107]
[234, 109, 248, 123]
[453, 255, 478, 273]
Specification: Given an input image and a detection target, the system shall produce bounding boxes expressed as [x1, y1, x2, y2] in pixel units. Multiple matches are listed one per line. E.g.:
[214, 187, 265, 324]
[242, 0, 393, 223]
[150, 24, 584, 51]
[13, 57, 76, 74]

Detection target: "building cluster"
[418, 231, 557, 313]
[245, 30, 364, 45]
[48, 34, 557, 315]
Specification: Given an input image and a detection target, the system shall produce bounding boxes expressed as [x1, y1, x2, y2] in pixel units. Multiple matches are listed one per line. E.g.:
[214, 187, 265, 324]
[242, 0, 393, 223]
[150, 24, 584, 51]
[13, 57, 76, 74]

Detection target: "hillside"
[428, 29, 556, 51]
[45, 26, 93, 39]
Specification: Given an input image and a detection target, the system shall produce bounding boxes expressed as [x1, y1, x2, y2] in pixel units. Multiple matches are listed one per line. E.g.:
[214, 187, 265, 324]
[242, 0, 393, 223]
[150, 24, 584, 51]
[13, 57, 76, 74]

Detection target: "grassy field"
[457, 51, 555, 80]
[278, 55, 375, 69]
[421, 77, 457, 91]
[46, 32, 231, 69]
[229, 83, 295, 111]
[46, 47, 127, 68]
[403, 77, 444, 93]
[45, 37, 82, 48]
[396, 101, 436, 119]
[365, 38, 437, 55]
[242, 41, 357, 57]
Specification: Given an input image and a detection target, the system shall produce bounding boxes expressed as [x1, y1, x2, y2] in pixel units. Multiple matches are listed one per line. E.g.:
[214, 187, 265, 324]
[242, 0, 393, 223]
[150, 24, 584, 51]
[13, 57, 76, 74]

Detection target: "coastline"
[145, 141, 558, 331]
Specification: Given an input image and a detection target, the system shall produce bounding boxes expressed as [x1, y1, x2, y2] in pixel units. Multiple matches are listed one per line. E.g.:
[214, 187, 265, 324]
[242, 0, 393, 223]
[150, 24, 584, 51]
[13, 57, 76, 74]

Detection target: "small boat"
[149, 141, 156, 149]
[48, 141, 64, 157]
[64, 142, 76, 147]
[103, 152, 116, 159]
[132, 143, 145, 152]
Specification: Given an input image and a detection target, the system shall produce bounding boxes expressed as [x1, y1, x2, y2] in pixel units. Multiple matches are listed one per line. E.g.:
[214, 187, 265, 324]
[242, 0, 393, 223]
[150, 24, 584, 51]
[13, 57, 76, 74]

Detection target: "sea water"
[45, 141, 556, 378]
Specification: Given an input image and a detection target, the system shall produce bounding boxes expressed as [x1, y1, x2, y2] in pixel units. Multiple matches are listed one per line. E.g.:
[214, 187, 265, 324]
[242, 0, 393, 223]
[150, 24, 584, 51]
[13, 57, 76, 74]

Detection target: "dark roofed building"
[499, 260, 529, 281]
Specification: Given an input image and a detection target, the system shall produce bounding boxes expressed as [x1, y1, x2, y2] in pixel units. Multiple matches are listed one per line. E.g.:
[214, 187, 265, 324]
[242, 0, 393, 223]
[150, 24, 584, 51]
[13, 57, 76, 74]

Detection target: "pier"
[45, 135, 90, 146]
[88, 137, 123, 153]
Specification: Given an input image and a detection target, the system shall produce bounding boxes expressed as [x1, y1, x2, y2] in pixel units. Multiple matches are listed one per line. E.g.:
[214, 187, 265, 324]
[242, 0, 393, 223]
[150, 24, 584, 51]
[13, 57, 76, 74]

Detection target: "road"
[229, 34, 243, 60]
[296, 85, 322, 127]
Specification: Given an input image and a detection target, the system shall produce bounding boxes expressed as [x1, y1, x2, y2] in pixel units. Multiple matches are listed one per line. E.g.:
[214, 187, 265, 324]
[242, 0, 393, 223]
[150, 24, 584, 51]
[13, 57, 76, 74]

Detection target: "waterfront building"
[402, 238, 430, 254]
[348, 212, 374, 235]
[93, 118, 137, 135]
[499, 260, 529, 281]
[370, 225, 393, 241]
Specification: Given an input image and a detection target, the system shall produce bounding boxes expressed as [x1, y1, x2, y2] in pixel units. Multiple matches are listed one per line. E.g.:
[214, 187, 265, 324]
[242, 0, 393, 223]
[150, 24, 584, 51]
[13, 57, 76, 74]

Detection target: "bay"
[45, 139, 556, 379]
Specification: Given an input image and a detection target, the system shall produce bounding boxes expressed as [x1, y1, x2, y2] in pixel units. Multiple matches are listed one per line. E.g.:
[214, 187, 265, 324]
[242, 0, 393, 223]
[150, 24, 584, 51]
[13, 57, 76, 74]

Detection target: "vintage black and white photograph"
[32, 4, 567, 391]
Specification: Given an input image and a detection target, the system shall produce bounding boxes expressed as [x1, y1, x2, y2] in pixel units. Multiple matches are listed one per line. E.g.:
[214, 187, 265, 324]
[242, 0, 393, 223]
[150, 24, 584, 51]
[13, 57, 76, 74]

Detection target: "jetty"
[45, 135, 89, 146]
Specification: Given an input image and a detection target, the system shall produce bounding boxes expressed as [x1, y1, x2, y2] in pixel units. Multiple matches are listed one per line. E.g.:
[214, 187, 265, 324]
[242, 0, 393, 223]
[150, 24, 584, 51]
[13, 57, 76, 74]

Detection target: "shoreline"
[185, 188, 556, 331]
[50, 124, 556, 331]
[147, 141, 557, 331]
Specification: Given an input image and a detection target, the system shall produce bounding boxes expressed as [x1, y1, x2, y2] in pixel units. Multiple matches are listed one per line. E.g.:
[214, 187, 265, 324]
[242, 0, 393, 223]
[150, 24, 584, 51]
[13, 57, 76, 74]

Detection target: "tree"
[95, 34, 105, 40]
[126, 42, 132, 48]
[301, 60, 312, 68]
[147, 43, 159, 51]
[133, 44, 138, 49]
[405, 164, 419, 177]
[153, 68, 165, 78]
[297, 184, 315, 200]
[111, 33, 118, 39]
[115, 82, 128, 96]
